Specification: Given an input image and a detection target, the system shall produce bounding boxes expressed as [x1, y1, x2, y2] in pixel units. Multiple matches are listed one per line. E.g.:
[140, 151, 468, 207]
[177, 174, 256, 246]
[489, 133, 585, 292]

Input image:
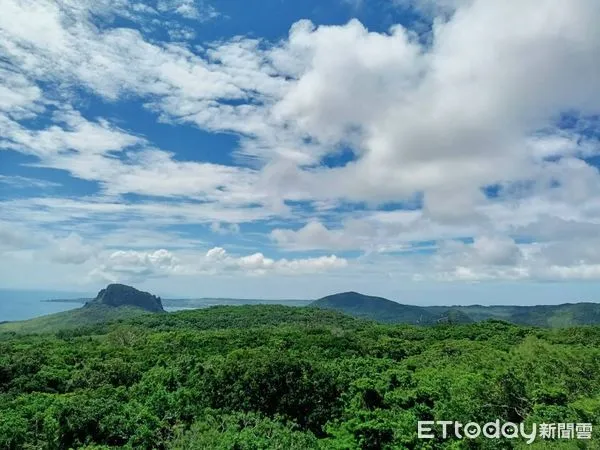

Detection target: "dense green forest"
[1, 305, 599, 449]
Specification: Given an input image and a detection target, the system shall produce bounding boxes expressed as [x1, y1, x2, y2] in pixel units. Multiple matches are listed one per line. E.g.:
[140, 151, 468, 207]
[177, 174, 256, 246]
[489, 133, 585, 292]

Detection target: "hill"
[311, 292, 600, 327]
[311, 291, 436, 324]
[85, 283, 165, 312]
[0, 284, 164, 334]
[431, 302, 600, 327]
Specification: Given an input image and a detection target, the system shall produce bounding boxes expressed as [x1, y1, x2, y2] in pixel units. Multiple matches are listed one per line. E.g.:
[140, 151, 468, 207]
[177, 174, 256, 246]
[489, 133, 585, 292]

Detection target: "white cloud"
[5, 108, 143, 158]
[205, 246, 227, 261]
[0, 224, 94, 266]
[89, 246, 348, 282]
[2, 0, 600, 291]
[0, 67, 43, 118]
[49, 233, 96, 265]
[0, 175, 60, 189]
[0, 221, 31, 251]
[0, 197, 278, 229]
[435, 236, 524, 270]
[471, 236, 521, 266]
[272, 221, 361, 251]
[268, 3, 600, 208]
[405, 0, 472, 18]
[541, 264, 600, 281]
[271, 211, 472, 253]
[203, 246, 347, 275]
[157, 0, 219, 21]
[427, 235, 600, 282]
[90, 249, 183, 283]
[4, 0, 597, 207]
[210, 222, 240, 235]
[275, 255, 348, 274]
[236, 252, 275, 272]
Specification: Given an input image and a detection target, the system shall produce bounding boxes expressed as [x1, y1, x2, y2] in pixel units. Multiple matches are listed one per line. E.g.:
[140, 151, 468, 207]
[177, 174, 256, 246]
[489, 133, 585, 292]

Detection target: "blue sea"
[0, 289, 86, 322]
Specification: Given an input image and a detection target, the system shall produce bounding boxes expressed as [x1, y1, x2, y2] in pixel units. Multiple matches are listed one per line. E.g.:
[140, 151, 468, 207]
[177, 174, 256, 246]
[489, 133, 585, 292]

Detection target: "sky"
[1, 0, 600, 304]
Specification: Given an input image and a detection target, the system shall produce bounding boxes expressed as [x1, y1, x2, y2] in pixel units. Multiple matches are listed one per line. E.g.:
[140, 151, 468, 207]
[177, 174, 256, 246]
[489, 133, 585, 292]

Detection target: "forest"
[1, 305, 599, 449]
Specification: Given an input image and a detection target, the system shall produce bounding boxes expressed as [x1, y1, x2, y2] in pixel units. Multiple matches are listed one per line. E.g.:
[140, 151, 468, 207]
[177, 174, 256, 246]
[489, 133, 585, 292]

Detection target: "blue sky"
[1, 0, 600, 303]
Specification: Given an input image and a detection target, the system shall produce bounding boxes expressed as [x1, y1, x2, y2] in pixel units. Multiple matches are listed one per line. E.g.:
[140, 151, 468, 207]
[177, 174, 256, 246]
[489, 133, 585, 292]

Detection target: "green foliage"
[168, 411, 320, 449]
[1, 305, 599, 449]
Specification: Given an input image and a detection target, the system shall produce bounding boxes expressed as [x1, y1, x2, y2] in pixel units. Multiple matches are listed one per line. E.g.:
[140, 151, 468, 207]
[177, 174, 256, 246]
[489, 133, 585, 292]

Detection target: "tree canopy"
[1, 305, 598, 449]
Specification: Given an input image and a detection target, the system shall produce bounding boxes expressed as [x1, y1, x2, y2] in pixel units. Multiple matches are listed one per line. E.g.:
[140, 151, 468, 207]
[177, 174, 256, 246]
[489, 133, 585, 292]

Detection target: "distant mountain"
[85, 284, 165, 312]
[430, 303, 600, 327]
[310, 292, 600, 327]
[3, 287, 600, 334]
[311, 292, 436, 324]
[0, 284, 164, 334]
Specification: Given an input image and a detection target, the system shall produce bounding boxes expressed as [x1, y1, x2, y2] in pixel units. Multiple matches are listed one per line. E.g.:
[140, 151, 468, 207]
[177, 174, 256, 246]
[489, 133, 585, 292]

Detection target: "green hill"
[311, 291, 435, 324]
[433, 303, 600, 327]
[0, 284, 164, 334]
[311, 292, 600, 327]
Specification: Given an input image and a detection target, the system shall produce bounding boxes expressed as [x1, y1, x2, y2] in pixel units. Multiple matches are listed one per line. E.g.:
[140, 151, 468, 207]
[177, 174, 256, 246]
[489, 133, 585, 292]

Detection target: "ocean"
[0, 289, 85, 322]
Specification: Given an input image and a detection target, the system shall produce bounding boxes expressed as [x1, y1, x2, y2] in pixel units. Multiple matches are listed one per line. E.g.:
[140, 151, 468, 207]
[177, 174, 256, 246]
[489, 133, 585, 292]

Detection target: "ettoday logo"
[418, 421, 593, 444]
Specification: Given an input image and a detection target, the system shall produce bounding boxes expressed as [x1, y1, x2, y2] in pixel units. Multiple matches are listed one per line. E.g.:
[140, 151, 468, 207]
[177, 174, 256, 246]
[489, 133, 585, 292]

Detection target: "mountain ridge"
[310, 291, 600, 327]
[3, 286, 600, 334]
[311, 291, 437, 324]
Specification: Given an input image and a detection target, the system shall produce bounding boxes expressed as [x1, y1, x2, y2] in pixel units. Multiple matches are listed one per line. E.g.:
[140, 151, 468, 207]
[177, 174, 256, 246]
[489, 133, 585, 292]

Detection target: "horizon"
[2, 284, 599, 308]
[2, 0, 600, 303]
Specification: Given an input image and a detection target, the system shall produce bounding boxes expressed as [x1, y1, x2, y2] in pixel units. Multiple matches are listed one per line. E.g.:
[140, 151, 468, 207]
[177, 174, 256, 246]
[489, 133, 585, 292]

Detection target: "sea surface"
[0, 289, 312, 322]
[0, 289, 85, 322]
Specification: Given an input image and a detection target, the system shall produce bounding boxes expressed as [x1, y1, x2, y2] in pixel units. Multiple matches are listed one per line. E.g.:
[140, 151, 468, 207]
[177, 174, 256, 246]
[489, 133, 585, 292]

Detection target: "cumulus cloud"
[202, 247, 347, 275]
[88, 246, 348, 282]
[89, 249, 184, 283]
[271, 221, 360, 251]
[428, 236, 600, 282]
[3, 0, 599, 207]
[267, 4, 600, 209]
[205, 246, 227, 261]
